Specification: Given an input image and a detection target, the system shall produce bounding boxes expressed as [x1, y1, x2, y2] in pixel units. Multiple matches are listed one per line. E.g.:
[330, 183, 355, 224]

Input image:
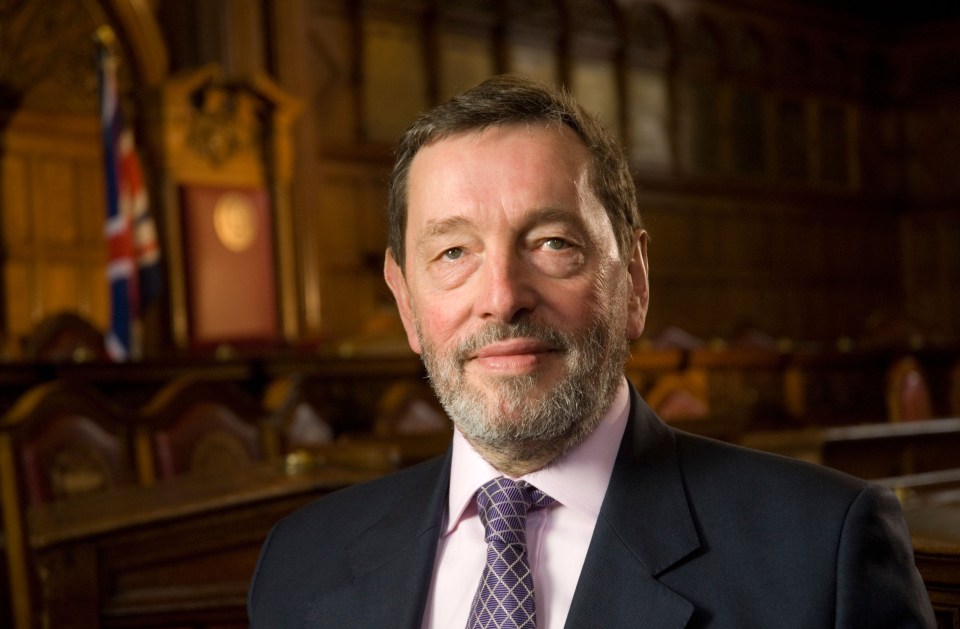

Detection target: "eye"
[441, 247, 464, 261]
[543, 238, 570, 251]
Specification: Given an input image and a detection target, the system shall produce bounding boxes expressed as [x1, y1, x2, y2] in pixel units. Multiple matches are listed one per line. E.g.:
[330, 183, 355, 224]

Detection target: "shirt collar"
[444, 377, 630, 535]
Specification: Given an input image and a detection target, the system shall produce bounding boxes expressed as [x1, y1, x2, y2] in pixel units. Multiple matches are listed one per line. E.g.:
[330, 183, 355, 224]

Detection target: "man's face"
[385, 123, 649, 468]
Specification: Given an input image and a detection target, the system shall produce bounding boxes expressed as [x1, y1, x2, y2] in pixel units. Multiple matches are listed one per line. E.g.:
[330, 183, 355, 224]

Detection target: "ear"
[625, 229, 650, 341]
[384, 249, 422, 354]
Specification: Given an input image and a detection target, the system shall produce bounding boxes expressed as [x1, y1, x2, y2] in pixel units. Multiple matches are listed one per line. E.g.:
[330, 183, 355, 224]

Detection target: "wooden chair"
[0, 381, 142, 629]
[333, 379, 452, 466]
[646, 325, 705, 351]
[261, 373, 335, 456]
[645, 370, 710, 422]
[138, 377, 268, 481]
[262, 374, 409, 474]
[950, 359, 960, 417]
[886, 356, 935, 422]
[20, 311, 110, 363]
[373, 379, 450, 437]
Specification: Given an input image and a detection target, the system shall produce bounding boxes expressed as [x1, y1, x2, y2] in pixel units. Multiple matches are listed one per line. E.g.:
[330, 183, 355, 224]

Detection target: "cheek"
[555, 276, 606, 316]
[414, 305, 465, 352]
[549, 271, 622, 332]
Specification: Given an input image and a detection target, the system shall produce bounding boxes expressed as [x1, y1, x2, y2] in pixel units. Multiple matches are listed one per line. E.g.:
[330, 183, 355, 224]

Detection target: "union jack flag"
[98, 42, 162, 360]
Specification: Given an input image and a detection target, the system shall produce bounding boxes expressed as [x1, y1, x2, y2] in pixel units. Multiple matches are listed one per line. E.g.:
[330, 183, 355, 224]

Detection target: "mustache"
[453, 319, 573, 363]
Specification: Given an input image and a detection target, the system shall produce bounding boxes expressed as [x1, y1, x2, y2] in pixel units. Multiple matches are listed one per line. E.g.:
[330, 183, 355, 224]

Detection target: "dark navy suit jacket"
[248, 385, 935, 628]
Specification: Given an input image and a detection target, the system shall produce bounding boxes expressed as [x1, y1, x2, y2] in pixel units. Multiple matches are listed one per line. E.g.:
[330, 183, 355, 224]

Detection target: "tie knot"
[476, 477, 555, 546]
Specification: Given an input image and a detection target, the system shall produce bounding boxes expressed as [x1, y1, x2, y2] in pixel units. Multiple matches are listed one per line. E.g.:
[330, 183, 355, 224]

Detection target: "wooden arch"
[0, 0, 168, 360]
[101, 0, 169, 88]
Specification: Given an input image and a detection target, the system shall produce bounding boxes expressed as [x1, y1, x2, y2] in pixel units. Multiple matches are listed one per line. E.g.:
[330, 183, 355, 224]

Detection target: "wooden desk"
[741, 418, 960, 478]
[821, 418, 960, 478]
[26, 462, 380, 628]
[883, 471, 960, 629]
[904, 504, 960, 629]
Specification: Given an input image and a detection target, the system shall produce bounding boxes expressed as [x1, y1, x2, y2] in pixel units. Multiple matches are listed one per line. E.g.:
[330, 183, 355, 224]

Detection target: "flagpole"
[96, 24, 164, 362]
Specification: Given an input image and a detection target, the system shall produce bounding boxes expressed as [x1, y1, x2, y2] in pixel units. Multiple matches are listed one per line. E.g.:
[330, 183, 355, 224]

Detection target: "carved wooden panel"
[437, 32, 495, 102]
[279, 0, 959, 350]
[315, 163, 391, 339]
[571, 59, 620, 134]
[309, 2, 360, 147]
[362, 17, 428, 143]
[626, 68, 672, 169]
[776, 99, 809, 180]
[1, 112, 109, 354]
[0, 0, 123, 358]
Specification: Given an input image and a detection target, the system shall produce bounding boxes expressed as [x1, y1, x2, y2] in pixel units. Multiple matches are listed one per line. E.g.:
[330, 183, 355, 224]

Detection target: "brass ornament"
[213, 192, 257, 252]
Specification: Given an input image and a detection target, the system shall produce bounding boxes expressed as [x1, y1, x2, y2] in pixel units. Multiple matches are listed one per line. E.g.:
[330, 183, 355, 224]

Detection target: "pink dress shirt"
[420, 378, 630, 629]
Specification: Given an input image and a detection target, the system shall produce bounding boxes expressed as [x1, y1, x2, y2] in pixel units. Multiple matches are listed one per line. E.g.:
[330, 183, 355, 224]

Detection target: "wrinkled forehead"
[410, 124, 591, 208]
[403, 123, 618, 261]
[408, 122, 591, 197]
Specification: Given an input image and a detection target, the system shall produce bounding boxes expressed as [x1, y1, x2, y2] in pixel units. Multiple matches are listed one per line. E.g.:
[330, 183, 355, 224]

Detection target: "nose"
[474, 249, 537, 323]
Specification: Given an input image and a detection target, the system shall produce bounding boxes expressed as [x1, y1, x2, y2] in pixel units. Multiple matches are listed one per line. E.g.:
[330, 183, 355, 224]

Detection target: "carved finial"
[95, 24, 117, 49]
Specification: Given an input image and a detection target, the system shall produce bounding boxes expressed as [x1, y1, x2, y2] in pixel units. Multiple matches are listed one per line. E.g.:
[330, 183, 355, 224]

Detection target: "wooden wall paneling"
[903, 99, 960, 202]
[249, 73, 304, 345]
[572, 56, 621, 129]
[316, 161, 391, 340]
[434, 2, 498, 103]
[0, 148, 32, 354]
[360, 2, 429, 144]
[308, 0, 363, 148]
[623, 3, 676, 171]
[260, 0, 960, 349]
[270, 0, 349, 338]
[502, 0, 561, 87]
[675, 13, 725, 176]
[729, 86, 767, 177]
[0, 112, 107, 351]
[858, 104, 902, 200]
[0, 0, 168, 358]
[816, 100, 853, 188]
[566, 0, 623, 138]
[728, 23, 771, 179]
[626, 67, 674, 171]
[901, 209, 960, 344]
[774, 97, 809, 181]
[151, 65, 302, 349]
[641, 188, 907, 343]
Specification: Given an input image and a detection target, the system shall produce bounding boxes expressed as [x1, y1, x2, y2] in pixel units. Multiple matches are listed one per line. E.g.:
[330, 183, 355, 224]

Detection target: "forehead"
[405, 123, 595, 228]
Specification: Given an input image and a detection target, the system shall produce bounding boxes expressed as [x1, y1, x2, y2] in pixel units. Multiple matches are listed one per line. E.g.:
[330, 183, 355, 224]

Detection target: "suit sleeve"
[834, 485, 936, 628]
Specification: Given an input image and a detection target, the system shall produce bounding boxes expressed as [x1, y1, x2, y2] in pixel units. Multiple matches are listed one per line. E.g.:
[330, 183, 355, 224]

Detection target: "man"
[248, 75, 935, 628]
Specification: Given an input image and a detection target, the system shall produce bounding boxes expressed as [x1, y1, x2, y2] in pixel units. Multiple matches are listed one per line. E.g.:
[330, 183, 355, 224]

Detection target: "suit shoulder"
[672, 428, 870, 503]
[275, 454, 447, 538]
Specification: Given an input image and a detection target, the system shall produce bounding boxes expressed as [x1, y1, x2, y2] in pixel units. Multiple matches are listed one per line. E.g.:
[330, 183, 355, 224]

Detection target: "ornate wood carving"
[0, 0, 105, 114]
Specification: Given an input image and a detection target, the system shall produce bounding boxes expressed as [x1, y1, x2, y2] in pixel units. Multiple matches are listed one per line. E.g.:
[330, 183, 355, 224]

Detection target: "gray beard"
[417, 300, 629, 469]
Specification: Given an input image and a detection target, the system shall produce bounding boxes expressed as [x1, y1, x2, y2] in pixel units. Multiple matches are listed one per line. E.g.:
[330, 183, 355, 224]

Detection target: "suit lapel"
[305, 386, 699, 627]
[565, 387, 699, 628]
[309, 453, 451, 628]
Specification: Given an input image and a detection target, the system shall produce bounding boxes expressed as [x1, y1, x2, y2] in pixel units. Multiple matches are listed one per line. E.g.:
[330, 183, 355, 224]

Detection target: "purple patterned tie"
[466, 477, 556, 629]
